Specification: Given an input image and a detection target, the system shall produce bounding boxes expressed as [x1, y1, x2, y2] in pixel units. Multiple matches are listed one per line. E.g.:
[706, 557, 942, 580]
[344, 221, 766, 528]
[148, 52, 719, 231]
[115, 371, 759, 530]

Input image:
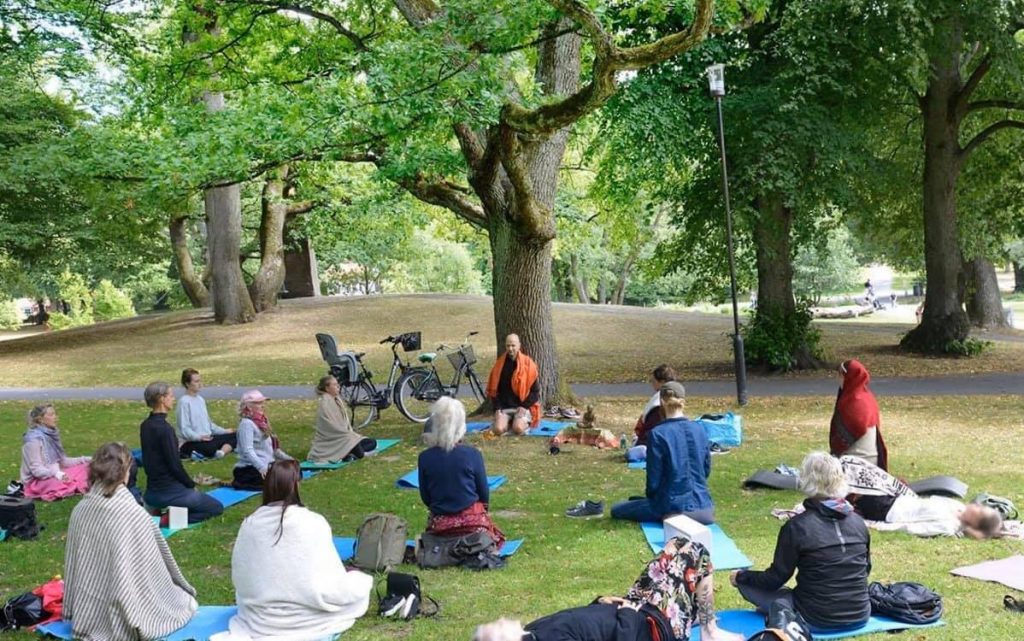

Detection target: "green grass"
[2, 395, 1023, 640]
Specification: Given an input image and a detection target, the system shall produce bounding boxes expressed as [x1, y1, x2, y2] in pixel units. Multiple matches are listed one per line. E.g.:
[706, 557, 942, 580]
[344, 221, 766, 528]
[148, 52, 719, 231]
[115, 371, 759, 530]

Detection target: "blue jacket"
[418, 444, 489, 516]
[646, 417, 713, 516]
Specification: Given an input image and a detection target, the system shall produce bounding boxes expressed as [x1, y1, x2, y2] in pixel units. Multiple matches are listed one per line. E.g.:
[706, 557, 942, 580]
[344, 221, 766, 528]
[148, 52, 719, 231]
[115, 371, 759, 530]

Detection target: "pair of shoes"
[560, 407, 581, 419]
[5, 480, 24, 497]
[710, 442, 732, 455]
[565, 499, 604, 518]
[544, 406, 562, 418]
[380, 594, 419, 620]
[190, 451, 206, 462]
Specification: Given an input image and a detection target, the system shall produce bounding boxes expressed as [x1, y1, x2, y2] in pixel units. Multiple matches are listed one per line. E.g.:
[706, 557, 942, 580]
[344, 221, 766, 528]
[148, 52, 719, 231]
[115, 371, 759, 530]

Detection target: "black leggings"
[179, 433, 237, 459]
[344, 438, 378, 461]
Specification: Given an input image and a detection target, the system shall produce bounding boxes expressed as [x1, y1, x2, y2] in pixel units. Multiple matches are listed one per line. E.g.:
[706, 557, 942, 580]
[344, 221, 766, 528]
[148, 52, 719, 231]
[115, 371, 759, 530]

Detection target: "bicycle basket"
[447, 345, 477, 369]
[399, 332, 422, 352]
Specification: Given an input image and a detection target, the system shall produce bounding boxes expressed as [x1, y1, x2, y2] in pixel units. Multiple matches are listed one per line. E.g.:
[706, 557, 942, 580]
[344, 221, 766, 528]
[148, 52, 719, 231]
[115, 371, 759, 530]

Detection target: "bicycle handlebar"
[379, 336, 394, 344]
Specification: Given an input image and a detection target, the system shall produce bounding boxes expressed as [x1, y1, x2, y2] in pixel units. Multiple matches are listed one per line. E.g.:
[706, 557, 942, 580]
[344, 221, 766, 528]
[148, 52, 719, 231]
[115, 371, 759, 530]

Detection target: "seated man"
[485, 333, 540, 436]
[634, 364, 678, 447]
[177, 368, 236, 459]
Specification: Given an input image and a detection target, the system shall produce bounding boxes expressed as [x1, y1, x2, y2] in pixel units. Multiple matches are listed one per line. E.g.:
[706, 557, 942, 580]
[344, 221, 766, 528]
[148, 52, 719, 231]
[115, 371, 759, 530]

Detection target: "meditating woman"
[233, 390, 294, 490]
[731, 452, 871, 632]
[177, 368, 236, 460]
[216, 460, 372, 641]
[417, 397, 504, 555]
[612, 381, 715, 525]
[829, 359, 888, 470]
[633, 364, 678, 446]
[472, 537, 742, 641]
[140, 382, 224, 523]
[307, 374, 377, 464]
[841, 456, 1003, 539]
[65, 442, 197, 641]
[20, 404, 91, 501]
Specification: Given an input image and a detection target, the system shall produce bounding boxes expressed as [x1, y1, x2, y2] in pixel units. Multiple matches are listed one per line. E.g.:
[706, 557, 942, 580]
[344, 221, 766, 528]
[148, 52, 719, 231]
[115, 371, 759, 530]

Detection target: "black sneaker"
[565, 500, 604, 518]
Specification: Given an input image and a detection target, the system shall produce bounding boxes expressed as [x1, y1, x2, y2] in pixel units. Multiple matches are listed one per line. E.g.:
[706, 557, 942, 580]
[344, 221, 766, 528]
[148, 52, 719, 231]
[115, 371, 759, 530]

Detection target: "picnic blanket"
[689, 609, 944, 641]
[951, 554, 1024, 592]
[396, 469, 507, 491]
[640, 521, 752, 571]
[332, 536, 523, 562]
[37, 606, 237, 641]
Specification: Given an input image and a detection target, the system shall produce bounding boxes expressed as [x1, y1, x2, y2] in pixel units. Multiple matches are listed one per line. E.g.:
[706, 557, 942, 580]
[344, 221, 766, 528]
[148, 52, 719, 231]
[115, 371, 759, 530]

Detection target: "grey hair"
[27, 403, 55, 427]
[472, 618, 525, 641]
[425, 397, 466, 452]
[798, 452, 849, 499]
[144, 381, 172, 409]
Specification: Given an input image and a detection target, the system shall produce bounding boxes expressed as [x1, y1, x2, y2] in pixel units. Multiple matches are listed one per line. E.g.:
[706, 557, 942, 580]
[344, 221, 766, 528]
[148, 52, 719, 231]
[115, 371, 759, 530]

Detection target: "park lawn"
[1, 395, 1023, 641]
[0, 295, 1022, 388]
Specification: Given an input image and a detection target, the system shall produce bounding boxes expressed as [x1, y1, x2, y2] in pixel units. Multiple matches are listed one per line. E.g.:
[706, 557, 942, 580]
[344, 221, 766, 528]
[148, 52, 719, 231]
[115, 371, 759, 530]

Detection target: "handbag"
[0, 592, 43, 631]
[377, 572, 438, 620]
[417, 531, 495, 568]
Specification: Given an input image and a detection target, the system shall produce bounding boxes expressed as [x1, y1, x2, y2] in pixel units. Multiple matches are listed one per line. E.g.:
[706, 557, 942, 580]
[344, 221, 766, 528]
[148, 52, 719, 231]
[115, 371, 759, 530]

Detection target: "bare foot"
[703, 625, 744, 641]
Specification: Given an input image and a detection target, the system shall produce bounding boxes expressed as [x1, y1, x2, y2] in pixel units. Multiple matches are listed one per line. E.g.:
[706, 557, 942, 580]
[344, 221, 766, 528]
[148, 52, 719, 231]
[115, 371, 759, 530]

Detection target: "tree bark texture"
[169, 215, 210, 307]
[1013, 261, 1024, 294]
[204, 178, 256, 324]
[249, 165, 290, 312]
[569, 253, 590, 303]
[964, 256, 1007, 328]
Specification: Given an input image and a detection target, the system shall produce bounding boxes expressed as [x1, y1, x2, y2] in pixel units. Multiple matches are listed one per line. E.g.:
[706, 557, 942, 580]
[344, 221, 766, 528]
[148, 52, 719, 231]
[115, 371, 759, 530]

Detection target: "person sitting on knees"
[65, 443, 197, 641]
[215, 460, 372, 641]
[233, 390, 293, 490]
[177, 368, 236, 460]
[307, 375, 377, 463]
[634, 364, 678, 447]
[731, 452, 870, 632]
[141, 382, 224, 523]
[486, 333, 540, 436]
[611, 382, 715, 525]
[829, 359, 888, 470]
[418, 397, 504, 558]
[20, 404, 91, 501]
[472, 537, 742, 641]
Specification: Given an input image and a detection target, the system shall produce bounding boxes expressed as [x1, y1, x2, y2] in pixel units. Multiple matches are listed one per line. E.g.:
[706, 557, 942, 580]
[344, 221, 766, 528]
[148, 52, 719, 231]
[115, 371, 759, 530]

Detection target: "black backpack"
[869, 581, 943, 624]
[0, 592, 44, 630]
[0, 496, 40, 541]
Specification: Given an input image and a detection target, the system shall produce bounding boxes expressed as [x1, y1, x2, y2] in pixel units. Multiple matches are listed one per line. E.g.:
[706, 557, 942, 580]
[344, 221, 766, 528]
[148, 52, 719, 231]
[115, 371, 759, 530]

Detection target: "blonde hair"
[425, 397, 466, 452]
[27, 404, 54, 427]
[472, 618, 525, 641]
[798, 452, 849, 499]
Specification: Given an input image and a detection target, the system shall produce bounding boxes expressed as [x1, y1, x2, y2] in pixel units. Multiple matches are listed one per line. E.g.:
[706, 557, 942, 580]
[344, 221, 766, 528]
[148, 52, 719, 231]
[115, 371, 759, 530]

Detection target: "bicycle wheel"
[341, 379, 379, 429]
[465, 368, 487, 405]
[395, 369, 444, 423]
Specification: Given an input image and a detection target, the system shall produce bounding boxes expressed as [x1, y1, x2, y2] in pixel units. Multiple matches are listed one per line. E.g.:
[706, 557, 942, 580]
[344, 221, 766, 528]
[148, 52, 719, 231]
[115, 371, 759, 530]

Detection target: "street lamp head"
[706, 63, 725, 97]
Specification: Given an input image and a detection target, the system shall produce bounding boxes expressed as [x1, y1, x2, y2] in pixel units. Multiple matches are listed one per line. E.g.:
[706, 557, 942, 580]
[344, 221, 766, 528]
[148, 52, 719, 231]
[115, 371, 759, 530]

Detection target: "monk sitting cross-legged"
[486, 333, 541, 436]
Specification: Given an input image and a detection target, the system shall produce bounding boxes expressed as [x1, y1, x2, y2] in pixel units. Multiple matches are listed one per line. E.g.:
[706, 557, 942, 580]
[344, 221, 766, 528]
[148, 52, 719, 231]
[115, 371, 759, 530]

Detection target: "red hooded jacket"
[829, 359, 888, 471]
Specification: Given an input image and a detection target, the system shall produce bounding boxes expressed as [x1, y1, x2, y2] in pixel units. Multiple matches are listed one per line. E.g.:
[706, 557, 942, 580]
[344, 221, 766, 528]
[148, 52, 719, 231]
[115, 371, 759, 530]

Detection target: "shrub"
[742, 300, 823, 372]
[49, 270, 94, 330]
[92, 280, 136, 321]
[943, 338, 992, 357]
[0, 298, 20, 331]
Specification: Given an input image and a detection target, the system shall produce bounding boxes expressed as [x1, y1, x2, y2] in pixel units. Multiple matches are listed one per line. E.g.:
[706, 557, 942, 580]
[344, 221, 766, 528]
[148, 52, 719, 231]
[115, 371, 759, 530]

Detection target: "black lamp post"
[706, 63, 748, 406]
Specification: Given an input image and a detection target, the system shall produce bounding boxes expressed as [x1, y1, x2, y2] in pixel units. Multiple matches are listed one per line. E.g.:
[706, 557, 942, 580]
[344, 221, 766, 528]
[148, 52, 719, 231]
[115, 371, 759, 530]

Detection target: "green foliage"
[91, 279, 136, 321]
[0, 297, 20, 330]
[943, 338, 993, 357]
[793, 224, 861, 303]
[742, 300, 822, 371]
[48, 270, 93, 330]
[387, 229, 484, 295]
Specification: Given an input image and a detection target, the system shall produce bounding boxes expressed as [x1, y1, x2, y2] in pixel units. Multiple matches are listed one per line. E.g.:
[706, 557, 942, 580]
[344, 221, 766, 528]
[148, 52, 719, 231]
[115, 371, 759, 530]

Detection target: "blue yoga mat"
[395, 469, 507, 491]
[37, 606, 238, 641]
[640, 521, 753, 571]
[466, 420, 571, 436]
[333, 536, 523, 561]
[466, 421, 491, 433]
[689, 609, 944, 641]
[300, 438, 402, 469]
[628, 461, 646, 470]
[207, 486, 260, 508]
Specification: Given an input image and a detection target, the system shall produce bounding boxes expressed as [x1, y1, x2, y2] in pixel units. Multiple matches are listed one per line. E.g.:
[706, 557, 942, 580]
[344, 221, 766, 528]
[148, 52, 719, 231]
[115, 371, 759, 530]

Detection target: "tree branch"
[967, 99, 1024, 114]
[224, 0, 369, 50]
[957, 52, 992, 110]
[960, 119, 1024, 160]
[399, 173, 488, 228]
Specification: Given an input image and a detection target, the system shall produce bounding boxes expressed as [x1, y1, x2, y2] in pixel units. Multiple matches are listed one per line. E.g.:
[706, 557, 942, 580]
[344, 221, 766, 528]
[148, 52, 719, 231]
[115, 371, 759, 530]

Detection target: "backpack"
[868, 581, 943, 624]
[0, 592, 43, 631]
[353, 513, 407, 573]
[416, 530, 495, 569]
[0, 496, 40, 541]
[972, 493, 1018, 520]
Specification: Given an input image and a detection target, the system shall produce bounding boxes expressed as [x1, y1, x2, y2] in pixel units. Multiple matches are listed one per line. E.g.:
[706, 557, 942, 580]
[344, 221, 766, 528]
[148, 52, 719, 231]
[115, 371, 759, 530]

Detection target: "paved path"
[1, 372, 1021, 402]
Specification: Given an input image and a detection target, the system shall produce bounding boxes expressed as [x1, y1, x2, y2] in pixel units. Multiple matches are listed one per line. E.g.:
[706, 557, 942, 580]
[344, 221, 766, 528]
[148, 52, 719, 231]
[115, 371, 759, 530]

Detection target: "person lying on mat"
[486, 333, 541, 436]
[177, 368, 236, 460]
[233, 390, 294, 490]
[307, 374, 377, 464]
[472, 537, 742, 641]
[731, 452, 870, 632]
[65, 442, 197, 641]
[417, 397, 505, 560]
[633, 364, 678, 447]
[214, 460, 372, 641]
[829, 359, 888, 470]
[141, 382, 224, 524]
[611, 382, 715, 525]
[20, 403, 91, 501]
[840, 456, 1003, 539]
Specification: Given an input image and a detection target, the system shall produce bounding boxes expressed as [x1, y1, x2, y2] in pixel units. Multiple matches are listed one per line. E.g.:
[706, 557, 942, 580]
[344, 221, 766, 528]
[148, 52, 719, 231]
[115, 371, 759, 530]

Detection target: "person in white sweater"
[232, 391, 293, 491]
[177, 368, 236, 459]
[215, 460, 372, 641]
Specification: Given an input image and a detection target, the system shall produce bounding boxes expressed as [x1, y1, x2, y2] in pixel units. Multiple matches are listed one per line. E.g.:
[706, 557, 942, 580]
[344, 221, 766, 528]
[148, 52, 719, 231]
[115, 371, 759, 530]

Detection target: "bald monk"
[486, 334, 541, 435]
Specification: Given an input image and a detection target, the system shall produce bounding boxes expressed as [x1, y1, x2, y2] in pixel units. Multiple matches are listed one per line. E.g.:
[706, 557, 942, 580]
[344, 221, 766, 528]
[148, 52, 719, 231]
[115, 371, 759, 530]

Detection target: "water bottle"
[619, 433, 628, 449]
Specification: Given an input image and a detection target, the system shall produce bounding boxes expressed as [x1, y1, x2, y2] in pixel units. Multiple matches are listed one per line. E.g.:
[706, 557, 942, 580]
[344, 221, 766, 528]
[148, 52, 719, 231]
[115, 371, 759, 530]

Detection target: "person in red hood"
[829, 359, 888, 471]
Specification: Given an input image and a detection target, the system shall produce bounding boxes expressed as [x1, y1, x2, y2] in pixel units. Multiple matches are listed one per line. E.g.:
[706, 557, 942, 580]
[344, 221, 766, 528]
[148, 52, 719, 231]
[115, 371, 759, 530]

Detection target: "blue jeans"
[144, 485, 224, 524]
[610, 499, 715, 525]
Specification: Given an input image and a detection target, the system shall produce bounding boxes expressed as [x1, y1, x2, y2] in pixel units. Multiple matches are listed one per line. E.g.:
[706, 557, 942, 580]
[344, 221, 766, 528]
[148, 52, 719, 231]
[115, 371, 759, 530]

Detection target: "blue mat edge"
[691, 609, 944, 641]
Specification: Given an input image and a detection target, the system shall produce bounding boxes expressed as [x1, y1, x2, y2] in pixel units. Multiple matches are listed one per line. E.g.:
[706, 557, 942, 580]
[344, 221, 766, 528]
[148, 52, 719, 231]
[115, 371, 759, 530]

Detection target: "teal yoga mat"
[37, 606, 237, 641]
[640, 521, 753, 570]
[333, 536, 523, 561]
[466, 420, 571, 436]
[396, 469, 507, 491]
[300, 438, 402, 469]
[689, 609, 944, 641]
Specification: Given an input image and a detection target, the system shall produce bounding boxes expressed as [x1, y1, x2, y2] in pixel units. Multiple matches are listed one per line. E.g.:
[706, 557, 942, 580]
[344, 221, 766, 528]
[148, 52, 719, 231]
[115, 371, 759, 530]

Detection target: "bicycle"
[315, 331, 426, 429]
[393, 331, 487, 423]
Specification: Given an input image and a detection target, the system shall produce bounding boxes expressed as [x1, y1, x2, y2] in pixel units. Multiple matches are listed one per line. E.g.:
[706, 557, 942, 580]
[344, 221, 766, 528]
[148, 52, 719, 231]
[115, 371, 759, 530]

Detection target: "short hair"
[798, 452, 849, 499]
[425, 397, 466, 452]
[89, 442, 133, 497]
[652, 364, 677, 383]
[975, 506, 1004, 539]
[316, 374, 336, 395]
[27, 403, 54, 427]
[144, 381, 172, 408]
[181, 368, 199, 387]
[263, 460, 304, 545]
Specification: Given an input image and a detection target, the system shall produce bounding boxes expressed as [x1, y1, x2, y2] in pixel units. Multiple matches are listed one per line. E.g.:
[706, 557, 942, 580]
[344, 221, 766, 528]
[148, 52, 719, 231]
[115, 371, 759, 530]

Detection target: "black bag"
[377, 572, 437, 620]
[747, 597, 812, 641]
[416, 531, 494, 568]
[869, 581, 943, 624]
[0, 592, 44, 630]
[0, 496, 40, 541]
[231, 466, 264, 491]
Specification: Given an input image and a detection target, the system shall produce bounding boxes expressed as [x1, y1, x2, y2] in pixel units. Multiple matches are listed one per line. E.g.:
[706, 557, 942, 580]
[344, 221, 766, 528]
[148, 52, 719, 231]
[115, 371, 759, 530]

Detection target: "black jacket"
[737, 498, 871, 628]
[524, 602, 660, 641]
[140, 412, 195, 492]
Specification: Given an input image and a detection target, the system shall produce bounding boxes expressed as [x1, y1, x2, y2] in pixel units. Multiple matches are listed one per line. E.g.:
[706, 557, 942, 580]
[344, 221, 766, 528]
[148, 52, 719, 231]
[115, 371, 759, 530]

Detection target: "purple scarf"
[24, 425, 66, 464]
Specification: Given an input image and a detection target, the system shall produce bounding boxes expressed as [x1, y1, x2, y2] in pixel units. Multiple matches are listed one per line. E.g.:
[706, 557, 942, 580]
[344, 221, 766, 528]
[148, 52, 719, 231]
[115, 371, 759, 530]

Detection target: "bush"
[943, 338, 992, 357]
[49, 270, 94, 330]
[92, 280, 136, 321]
[742, 300, 823, 372]
[0, 298, 20, 330]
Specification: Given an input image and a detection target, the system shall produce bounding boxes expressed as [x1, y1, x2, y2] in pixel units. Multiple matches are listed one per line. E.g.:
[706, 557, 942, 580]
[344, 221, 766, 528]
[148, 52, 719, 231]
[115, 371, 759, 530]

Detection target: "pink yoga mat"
[951, 554, 1024, 591]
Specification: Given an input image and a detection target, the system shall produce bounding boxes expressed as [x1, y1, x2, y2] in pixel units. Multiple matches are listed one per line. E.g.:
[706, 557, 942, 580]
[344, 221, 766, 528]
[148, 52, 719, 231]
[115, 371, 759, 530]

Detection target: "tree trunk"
[597, 276, 607, 304]
[569, 253, 590, 303]
[249, 166, 290, 312]
[612, 256, 634, 305]
[169, 215, 210, 307]
[964, 256, 1007, 328]
[1014, 261, 1024, 293]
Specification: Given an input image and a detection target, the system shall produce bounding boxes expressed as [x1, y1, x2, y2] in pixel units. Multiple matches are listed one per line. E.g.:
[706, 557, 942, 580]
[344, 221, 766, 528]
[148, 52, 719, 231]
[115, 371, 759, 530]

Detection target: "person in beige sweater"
[307, 375, 376, 463]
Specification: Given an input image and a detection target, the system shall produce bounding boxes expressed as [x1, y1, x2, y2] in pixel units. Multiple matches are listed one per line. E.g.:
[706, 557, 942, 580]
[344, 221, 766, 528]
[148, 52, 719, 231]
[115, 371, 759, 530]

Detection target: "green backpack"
[353, 513, 408, 573]
[972, 493, 1018, 520]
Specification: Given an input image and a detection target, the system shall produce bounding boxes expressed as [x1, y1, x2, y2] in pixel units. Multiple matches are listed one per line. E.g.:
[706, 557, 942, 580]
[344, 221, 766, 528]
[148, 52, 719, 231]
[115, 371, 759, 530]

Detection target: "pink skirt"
[24, 462, 90, 501]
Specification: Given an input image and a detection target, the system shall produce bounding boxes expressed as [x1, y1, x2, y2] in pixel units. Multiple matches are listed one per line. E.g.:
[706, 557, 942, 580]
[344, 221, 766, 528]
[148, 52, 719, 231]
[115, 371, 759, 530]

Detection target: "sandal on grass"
[1004, 595, 1024, 613]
